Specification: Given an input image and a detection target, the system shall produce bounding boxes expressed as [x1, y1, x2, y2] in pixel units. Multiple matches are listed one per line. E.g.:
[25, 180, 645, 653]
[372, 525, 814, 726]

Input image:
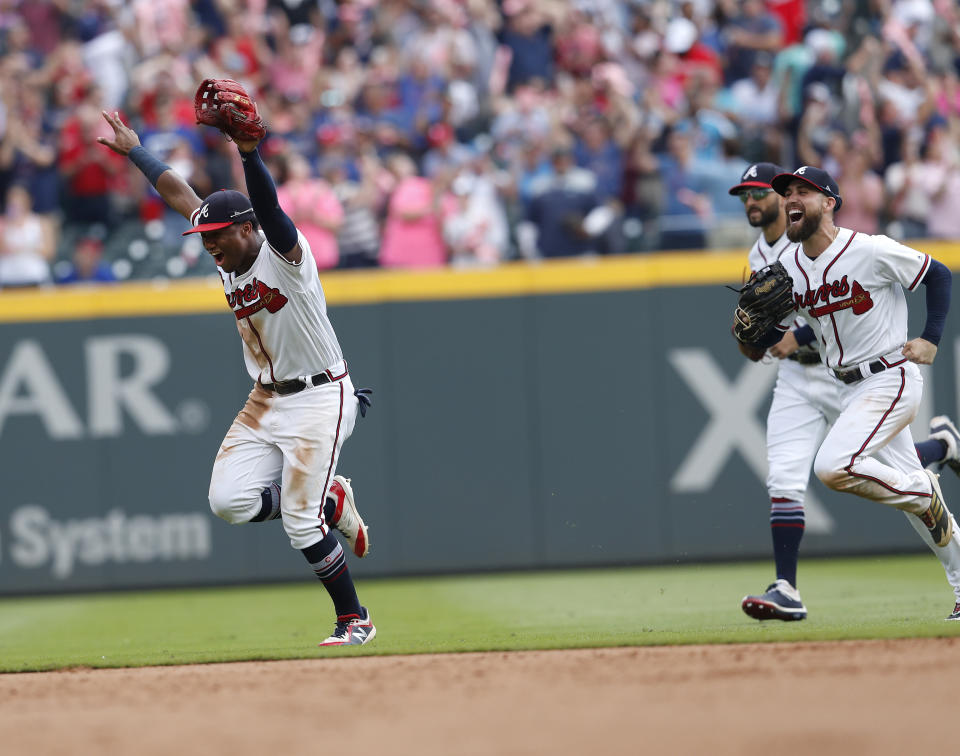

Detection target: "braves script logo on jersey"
[226, 278, 288, 319]
[795, 277, 874, 317]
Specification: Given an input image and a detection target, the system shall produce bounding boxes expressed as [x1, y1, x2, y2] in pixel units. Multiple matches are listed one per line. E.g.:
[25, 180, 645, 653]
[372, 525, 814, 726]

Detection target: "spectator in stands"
[573, 115, 623, 202]
[396, 51, 448, 148]
[884, 131, 931, 239]
[726, 52, 779, 161]
[919, 118, 960, 240]
[276, 151, 344, 270]
[835, 135, 885, 236]
[499, 0, 555, 92]
[523, 144, 601, 259]
[55, 234, 116, 284]
[721, 0, 784, 86]
[379, 151, 452, 267]
[324, 152, 382, 270]
[443, 162, 509, 266]
[621, 132, 664, 251]
[0, 184, 54, 287]
[422, 122, 474, 179]
[0, 82, 58, 216]
[656, 128, 711, 251]
[57, 86, 125, 227]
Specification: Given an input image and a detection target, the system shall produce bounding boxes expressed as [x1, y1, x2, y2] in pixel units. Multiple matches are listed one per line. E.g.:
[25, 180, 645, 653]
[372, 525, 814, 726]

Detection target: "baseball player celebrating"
[96, 80, 375, 646]
[742, 164, 960, 620]
[731, 163, 960, 622]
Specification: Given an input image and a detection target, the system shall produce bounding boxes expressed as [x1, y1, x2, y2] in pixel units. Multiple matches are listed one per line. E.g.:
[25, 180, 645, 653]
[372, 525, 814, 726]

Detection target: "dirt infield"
[1, 637, 957, 755]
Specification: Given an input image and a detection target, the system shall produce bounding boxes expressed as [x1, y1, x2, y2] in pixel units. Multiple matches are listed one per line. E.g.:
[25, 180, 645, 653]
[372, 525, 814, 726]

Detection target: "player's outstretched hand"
[902, 338, 938, 365]
[97, 111, 141, 156]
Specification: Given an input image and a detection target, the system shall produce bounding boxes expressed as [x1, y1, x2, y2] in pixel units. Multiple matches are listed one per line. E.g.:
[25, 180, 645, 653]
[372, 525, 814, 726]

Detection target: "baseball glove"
[194, 78, 266, 143]
[732, 261, 795, 344]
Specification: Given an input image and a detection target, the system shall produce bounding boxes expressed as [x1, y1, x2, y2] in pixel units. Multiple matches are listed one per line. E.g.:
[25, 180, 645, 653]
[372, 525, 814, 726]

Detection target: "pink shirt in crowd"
[277, 180, 344, 269]
[379, 177, 453, 268]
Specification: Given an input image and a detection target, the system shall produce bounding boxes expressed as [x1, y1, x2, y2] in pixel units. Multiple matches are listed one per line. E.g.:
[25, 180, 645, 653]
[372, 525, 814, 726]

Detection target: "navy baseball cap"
[771, 166, 843, 211]
[728, 162, 784, 195]
[182, 190, 256, 235]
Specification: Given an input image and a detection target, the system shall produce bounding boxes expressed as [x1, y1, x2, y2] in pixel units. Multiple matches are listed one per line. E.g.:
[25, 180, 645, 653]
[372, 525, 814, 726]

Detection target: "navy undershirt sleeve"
[239, 147, 298, 255]
[792, 324, 816, 346]
[919, 258, 952, 346]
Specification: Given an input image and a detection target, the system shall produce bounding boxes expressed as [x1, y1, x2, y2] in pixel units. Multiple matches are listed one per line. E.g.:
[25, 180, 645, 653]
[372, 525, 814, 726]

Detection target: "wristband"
[129, 146, 170, 188]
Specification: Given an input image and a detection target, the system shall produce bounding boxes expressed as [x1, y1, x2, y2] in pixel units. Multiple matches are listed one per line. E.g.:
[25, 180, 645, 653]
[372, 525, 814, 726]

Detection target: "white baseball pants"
[766, 360, 842, 501]
[814, 363, 931, 513]
[208, 371, 358, 550]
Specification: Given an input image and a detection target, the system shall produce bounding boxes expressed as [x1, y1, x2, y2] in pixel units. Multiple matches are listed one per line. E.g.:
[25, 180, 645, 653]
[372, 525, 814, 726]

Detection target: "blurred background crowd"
[0, 0, 959, 286]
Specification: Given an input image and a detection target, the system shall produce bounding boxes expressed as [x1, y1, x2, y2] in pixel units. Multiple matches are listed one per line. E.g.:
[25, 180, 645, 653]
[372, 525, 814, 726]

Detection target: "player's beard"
[748, 203, 780, 228]
[786, 206, 822, 242]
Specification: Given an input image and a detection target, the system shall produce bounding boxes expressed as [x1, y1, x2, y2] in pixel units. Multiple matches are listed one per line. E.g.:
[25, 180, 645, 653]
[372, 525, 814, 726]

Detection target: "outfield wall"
[2, 245, 960, 594]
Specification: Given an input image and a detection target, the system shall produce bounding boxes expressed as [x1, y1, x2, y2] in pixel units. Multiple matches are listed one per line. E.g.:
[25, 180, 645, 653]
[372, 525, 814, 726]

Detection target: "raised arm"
[235, 141, 300, 262]
[97, 111, 202, 220]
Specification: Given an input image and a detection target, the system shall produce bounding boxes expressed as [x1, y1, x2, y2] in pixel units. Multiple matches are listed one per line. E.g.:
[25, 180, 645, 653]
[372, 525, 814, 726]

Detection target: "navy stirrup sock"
[302, 532, 361, 617]
[770, 498, 805, 587]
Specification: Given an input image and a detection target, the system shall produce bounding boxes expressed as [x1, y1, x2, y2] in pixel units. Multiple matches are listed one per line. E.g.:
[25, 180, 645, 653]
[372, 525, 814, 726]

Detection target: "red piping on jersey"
[841, 367, 930, 498]
[828, 312, 843, 366]
[908, 254, 931, 290]
[820, 232, 858, 367]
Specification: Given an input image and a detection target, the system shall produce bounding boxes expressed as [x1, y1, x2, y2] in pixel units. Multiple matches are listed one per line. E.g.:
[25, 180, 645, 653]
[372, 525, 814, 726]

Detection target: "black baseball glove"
[732, 261, 795, 345]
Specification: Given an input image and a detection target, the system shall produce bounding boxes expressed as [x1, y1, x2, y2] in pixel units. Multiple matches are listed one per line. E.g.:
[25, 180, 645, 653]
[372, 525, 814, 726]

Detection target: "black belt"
[788, 352, 821, 366]
[833, 360, 887, 385]
[259, 372, 336, 396]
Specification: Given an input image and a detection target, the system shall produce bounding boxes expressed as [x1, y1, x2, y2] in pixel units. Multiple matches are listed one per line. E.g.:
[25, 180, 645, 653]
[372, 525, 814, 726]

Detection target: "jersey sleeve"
[872, 234, 931, 291]
[264, 230, 317, 288]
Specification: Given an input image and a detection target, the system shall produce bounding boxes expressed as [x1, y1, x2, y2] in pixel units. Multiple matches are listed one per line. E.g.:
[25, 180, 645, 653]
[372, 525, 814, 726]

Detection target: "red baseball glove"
[194, 78, 266, 143]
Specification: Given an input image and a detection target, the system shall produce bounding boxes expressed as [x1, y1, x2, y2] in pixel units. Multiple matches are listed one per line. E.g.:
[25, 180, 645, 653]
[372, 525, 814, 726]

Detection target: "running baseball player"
[740, 164, 960, 620]
[732, 163, 960, 623]
[96, 81, 375, 646]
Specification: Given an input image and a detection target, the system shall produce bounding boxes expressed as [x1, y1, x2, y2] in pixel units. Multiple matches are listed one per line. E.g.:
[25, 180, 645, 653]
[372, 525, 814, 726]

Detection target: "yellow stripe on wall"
[4, 242, 960, 323]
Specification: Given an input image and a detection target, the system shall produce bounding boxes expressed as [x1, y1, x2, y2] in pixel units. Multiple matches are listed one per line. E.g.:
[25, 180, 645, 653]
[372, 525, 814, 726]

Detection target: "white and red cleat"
[329, 475, 369, 558]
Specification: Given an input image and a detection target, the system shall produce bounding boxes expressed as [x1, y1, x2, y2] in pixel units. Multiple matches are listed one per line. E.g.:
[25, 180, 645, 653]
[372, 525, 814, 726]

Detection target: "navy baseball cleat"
[948, 602, 960, 621]
[319, 607, 376, 646]
[329, 475, 369, 558]
[741, 579, 807, 621]
[929, 415, 960, 477]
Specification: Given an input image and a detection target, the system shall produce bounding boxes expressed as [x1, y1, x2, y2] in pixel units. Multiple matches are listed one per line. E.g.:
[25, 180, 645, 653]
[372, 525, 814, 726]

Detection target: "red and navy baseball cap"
[182, 189, 256, 235]
[771, 166, 843, 211]
[728, 162, 784, 195]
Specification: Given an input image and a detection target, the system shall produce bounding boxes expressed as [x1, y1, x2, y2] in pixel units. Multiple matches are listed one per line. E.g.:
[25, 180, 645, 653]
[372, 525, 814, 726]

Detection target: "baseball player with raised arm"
[96, 87, 376, 646]
[731, 163, 960, 622]
[743, 164, 960, 620]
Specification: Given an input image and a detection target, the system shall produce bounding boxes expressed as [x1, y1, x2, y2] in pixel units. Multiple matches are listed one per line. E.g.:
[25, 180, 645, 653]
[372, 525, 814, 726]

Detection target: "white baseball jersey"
[776, 228, 930, 369]
[219, 231, 343, 384]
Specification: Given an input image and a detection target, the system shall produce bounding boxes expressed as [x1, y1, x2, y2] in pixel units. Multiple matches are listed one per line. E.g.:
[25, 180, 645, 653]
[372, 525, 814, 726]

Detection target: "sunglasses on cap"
[738, 189, 772, 203]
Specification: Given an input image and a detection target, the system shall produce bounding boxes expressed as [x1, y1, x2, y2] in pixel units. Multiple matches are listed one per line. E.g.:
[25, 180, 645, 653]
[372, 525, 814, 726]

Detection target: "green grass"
[1, 554, 958, 672]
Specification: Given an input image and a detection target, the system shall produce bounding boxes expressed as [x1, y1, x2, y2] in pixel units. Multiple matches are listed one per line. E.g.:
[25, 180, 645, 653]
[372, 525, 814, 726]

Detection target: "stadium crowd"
[0, 0, 959, 285]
